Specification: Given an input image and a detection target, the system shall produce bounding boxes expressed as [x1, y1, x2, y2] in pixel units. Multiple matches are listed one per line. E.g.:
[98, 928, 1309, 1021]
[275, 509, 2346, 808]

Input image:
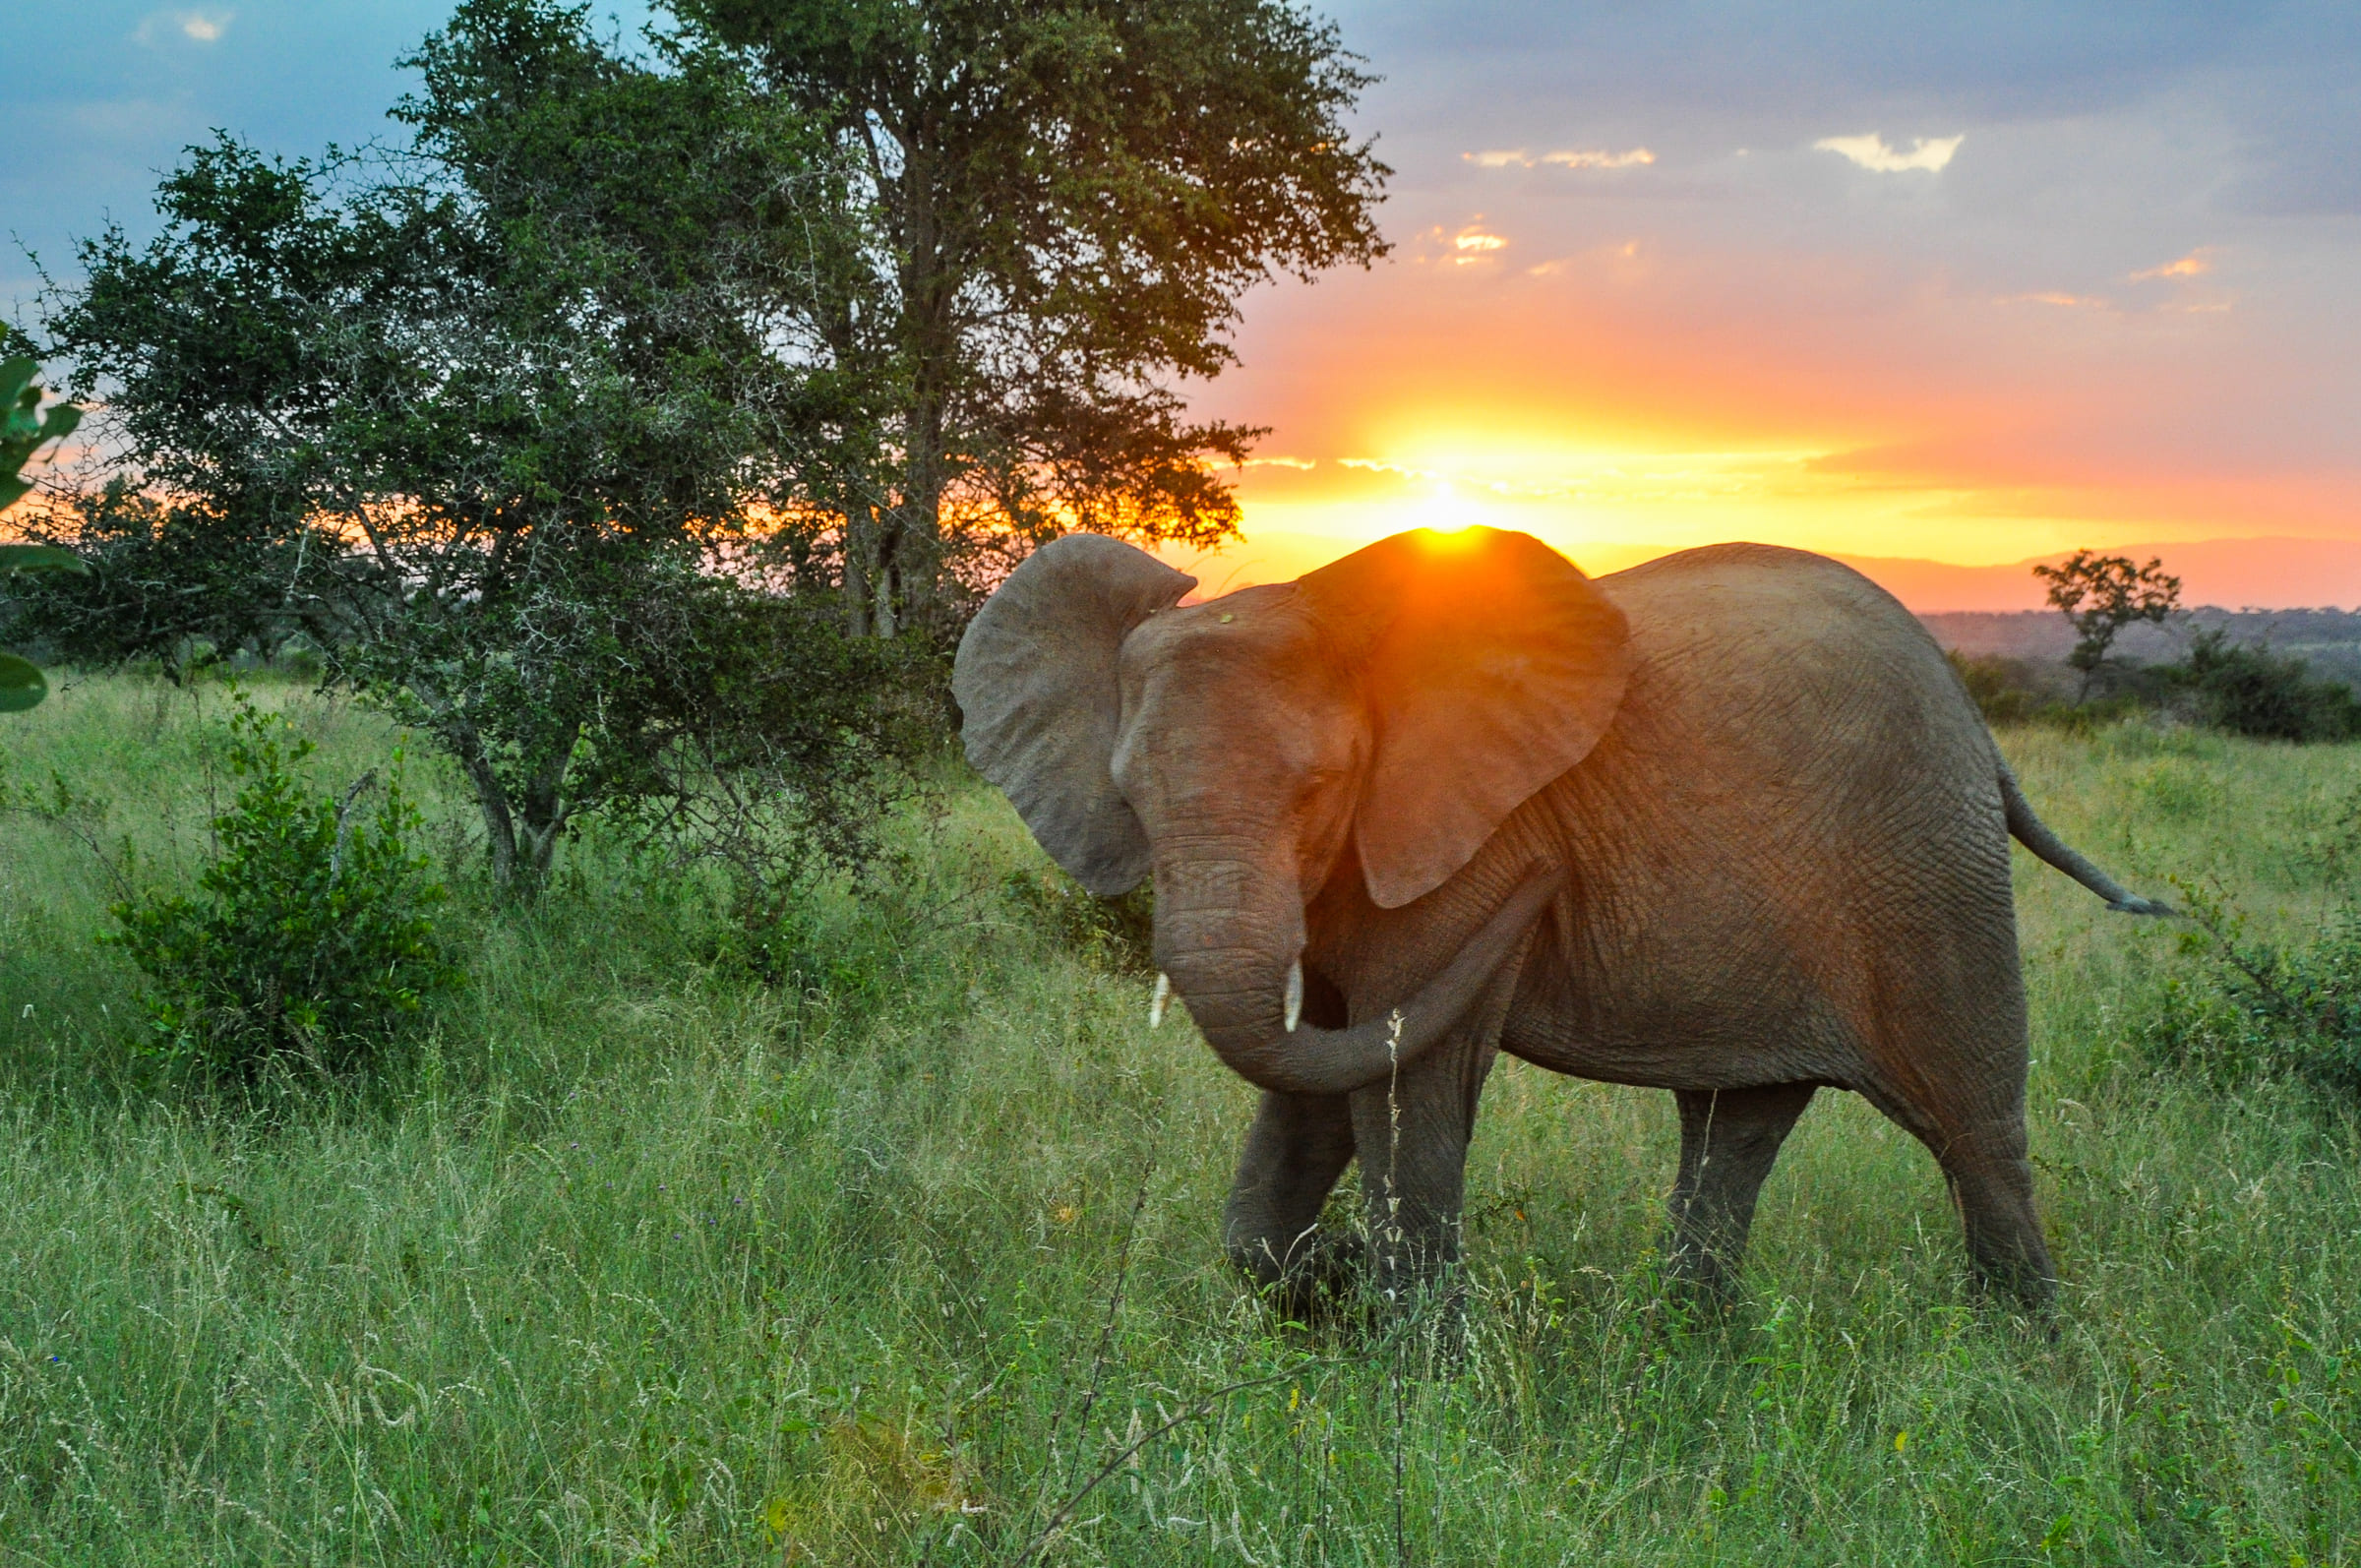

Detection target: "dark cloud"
[1327, 0, 2361, 214]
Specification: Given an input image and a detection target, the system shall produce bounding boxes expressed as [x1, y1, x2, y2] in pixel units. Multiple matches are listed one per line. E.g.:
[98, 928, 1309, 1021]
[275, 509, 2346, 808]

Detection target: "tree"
[2032, 549, 2182, 700]
[1, 478, 318, 679]
[44, 2, 919, 892]
[673, 0, 1391, 636]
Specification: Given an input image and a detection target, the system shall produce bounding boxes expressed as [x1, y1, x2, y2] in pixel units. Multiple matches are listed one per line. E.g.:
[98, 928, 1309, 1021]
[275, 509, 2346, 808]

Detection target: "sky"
[8, 2, 2360, 606]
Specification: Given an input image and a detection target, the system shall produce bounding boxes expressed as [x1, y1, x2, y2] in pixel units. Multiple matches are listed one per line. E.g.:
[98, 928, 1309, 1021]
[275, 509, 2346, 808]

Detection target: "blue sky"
[2, 1, 649, 307]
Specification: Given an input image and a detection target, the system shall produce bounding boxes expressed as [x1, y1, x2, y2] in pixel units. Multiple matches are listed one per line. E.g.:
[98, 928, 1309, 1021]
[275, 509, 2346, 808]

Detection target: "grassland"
[2, 674, 2358, 1565]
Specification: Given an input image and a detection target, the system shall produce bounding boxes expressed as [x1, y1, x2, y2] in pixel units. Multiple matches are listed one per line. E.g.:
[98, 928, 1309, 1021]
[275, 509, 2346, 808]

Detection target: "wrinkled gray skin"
[954, 527, 2165, 1315]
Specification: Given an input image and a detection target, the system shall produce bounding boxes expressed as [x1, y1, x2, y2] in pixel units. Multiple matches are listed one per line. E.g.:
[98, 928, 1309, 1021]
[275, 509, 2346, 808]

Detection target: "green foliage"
[1950, 635, 2361, 746]
[0, 478, 322, 680]
[45, 15, 899, 891]
[1945, 648, 2155, 733]
[583, 573, 939, 918]
[2140, 878, 2361, 1102]
[2176, 627, 2361, 743]
[1, 354, 82, 513]
[1000, 866, 1156, 976]
[1949, 649, 2065, 726]
[105, 693, 455, 1081]
[0, 637, 57, 714]
[2033, 549, 2183, 700]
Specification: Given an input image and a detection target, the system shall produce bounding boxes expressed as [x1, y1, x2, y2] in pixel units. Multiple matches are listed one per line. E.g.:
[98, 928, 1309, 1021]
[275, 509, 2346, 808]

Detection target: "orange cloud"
[1997, 291, 2111, 309]
[2130, 253, 2210, 281]
[1168, 181, 2353, 605]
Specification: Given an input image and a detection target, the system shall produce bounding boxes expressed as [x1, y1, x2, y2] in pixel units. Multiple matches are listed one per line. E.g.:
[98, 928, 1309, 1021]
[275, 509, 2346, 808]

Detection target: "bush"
[2174, 629, 2361, 743]
[2137, 881, 2361, 1103]
[107, 693, 457, 1081]
[1945, 650, 2141, 731]
[1948, 636, 2361, 744]
[1000, 869, 1156, 976]
[1949, 651, 2058, 725]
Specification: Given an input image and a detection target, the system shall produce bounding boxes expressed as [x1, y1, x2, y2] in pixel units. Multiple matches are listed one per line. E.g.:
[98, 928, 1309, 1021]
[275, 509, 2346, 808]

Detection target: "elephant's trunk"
[1153, 853, 1559, 1097]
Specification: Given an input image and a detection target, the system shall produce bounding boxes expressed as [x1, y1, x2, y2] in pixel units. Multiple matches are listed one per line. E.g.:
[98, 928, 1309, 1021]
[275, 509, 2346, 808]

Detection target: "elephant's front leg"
[1224, 1090, 1358, 1315]
[1348, 1023, 1500, 1309]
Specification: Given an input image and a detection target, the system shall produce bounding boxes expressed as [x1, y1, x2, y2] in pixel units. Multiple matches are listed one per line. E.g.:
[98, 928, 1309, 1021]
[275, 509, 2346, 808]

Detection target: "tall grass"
[2, 676, 2358, 1563]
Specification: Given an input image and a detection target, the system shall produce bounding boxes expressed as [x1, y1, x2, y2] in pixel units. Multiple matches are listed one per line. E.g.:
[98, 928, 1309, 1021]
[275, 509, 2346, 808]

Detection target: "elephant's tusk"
[1284, 958, 1303, 1034]
[1150, 972, 1172, 1029]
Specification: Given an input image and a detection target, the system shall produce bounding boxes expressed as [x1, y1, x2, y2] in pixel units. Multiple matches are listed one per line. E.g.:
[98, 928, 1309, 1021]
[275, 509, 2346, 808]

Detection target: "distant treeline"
[1925, 607, 2361, 691]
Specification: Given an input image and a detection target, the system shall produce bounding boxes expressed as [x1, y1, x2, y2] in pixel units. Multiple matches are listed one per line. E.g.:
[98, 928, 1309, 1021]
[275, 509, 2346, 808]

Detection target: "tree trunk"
[448, 712, 576, 899]
[844, 503, 877, 638]
[459, 748, 519, 891]
[895, 390, 944, 633]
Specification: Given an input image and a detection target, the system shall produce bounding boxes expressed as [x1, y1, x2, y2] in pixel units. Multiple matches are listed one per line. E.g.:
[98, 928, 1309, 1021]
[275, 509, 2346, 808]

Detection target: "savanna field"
[3, 674, 2358, 1566]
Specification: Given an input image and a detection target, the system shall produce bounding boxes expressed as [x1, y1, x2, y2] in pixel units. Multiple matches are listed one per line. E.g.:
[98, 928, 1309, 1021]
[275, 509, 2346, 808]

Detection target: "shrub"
[2174, 629, 2361, 743]
[1000, 869, 1156, 976]
[2137, 881, 2361, 1103]
[107, 693, 457, 1081]
[1945, 650, 2139, 731]
[0, 478, 321, 680]
[1948, 650, 2065, 725]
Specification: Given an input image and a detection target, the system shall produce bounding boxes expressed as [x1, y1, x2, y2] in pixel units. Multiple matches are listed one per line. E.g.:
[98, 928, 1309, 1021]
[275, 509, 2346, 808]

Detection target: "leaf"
[0, 652, 49, 712]
[0, 543, 89, 576]
[1, 355, 81, 514]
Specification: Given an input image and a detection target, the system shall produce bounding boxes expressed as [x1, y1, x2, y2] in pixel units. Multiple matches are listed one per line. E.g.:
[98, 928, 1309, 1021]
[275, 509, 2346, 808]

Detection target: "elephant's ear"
[1297, 528, 1630, 909]
[954, 534, 1197, 895]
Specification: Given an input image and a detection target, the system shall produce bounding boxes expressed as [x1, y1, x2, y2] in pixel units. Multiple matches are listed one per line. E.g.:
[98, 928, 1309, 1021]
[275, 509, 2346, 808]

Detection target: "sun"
[1426, 479, 1486, 533]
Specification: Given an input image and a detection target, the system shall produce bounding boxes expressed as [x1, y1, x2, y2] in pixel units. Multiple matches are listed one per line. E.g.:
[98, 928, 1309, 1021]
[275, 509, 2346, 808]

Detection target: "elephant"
[952, 525, 2164, 1315]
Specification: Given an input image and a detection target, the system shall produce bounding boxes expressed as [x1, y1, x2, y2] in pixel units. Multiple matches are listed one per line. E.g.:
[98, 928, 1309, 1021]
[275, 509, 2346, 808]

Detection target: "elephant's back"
[1593, 543, 1987, 784]
[1508, 542, 2019, 1085]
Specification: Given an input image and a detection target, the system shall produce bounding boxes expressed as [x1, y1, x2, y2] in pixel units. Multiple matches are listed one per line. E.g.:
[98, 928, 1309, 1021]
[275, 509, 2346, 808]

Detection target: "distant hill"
[1834, 538, 2361, 615]
[1921, 607, 2361, 689]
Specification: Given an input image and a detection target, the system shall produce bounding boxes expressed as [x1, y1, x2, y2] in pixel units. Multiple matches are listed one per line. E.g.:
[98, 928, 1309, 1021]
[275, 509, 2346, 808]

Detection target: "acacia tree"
[44, 2, 918, 892]
[2033, 549, 2183, 700]
[674, 0, 1391, 635]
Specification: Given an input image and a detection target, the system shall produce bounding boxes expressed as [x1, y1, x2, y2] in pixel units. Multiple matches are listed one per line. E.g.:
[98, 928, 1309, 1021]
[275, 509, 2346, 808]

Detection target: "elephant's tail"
[1997, 761, 2173, 916]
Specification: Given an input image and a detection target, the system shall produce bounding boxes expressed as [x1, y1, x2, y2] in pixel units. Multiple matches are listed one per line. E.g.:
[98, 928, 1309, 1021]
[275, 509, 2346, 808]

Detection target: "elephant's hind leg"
[1665, 1082, 1816, 1300]
[1857, 1059, 2057, 1311]
[1224, 1090, 1358, 1314]
[1930, 1116, 2055, 1311]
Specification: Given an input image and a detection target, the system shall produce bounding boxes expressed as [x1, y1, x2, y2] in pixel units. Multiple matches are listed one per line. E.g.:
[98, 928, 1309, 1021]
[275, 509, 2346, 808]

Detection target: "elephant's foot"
[1944, 1157, 2059, 1324]
[1229, 1227, 1362, 1324]
[1660, 1228, 1746, 1309]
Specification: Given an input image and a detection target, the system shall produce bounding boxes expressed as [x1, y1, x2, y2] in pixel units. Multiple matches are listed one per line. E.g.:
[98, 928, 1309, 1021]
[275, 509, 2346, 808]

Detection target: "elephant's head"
[954, 526, 1630, 1095]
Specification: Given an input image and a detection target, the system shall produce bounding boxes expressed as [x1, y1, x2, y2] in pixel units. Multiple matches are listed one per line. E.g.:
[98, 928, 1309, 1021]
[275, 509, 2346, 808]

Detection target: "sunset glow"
[1151, 4, 2361, 608]
[7, 2, 2359, 609]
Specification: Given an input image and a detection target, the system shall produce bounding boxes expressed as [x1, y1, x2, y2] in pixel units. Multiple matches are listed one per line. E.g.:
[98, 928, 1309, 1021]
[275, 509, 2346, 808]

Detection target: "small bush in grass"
[2138, 880, 2361, 1102]
[1000, 869, 1155, 976]
[106, 693, 456, 1081]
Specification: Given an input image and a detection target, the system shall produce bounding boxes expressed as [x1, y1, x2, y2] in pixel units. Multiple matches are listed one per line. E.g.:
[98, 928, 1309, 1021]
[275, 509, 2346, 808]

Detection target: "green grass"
[3, 675, 2360, 1564]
